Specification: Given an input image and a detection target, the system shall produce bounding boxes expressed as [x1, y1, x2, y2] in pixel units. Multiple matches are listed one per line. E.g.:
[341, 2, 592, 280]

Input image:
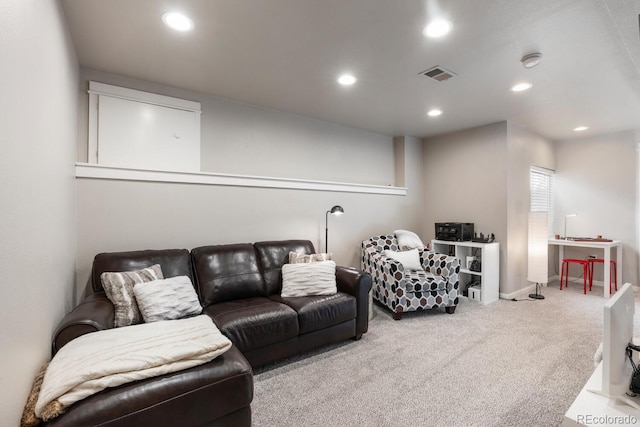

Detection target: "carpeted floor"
[251, 282, 639, 426]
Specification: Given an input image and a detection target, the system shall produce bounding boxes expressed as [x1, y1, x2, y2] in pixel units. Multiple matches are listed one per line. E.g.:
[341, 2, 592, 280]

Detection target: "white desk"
[564, 362, 640, 426]
[549, 238, 622, 298]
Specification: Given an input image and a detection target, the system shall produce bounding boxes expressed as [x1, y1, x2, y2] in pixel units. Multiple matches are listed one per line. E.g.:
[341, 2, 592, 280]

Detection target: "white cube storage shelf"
[431, 240, 500, 305]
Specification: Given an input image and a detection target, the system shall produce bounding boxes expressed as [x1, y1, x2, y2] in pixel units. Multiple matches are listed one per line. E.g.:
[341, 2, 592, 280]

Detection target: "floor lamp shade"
[527, 212, 549, 284]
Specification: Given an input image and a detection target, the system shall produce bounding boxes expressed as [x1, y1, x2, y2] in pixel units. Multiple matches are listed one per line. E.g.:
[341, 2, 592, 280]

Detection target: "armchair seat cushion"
[270, 292, 356, 334]
[404, 270, 448, 292]
[204, 298, 298, 353]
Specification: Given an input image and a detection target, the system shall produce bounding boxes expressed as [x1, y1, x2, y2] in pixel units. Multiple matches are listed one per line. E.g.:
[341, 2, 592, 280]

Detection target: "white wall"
[0, 1, 78, 424]
[78, 69, 395, 186]
[423, 122, 509, 290]
[393, 136, 426, 236]
[74, 73, 423, 298]
[76, 175, 422, 296]
[506, 123, 555, 295]
[555, 131, 639, 285]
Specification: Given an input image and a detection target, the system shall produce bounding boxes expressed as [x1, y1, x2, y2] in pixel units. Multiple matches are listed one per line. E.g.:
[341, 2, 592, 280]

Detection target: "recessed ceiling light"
[521, 53, 543, 69]
[162, 12, 194, 32]
[511, 82, 533, 92]
[423, 19, 453, 38]
[573, 126, 589, 132]
[427, 109, 442, 117]
[337, 74, 357, 86]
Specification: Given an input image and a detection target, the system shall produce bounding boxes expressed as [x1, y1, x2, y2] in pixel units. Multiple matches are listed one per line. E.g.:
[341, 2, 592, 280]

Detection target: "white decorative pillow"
[394, 230, 426, 250]
[281, 260, 337, 297]
[288, 251, 333, 264]
[100, 264, 164, 327]
[384, 248, 423, 271]
[133, 276, 202, 323]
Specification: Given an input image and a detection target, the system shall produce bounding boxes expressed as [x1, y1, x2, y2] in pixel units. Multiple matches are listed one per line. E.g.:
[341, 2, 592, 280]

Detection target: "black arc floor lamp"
[325, 205, 344, 252]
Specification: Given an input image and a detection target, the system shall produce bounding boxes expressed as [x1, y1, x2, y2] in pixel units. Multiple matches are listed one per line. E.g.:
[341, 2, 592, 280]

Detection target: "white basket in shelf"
[468, 285, 482, 302]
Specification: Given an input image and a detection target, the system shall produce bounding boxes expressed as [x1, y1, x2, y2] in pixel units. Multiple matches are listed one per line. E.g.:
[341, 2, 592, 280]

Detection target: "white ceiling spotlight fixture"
[427, 109, 443, 117]
[511, 82, 533, 92]
[521, 52, 543, 69]
[423, 19, 453, 38]
[162, 12, 194, 32]
[337, 74, 357, 86]
[573, 126, 589, 132]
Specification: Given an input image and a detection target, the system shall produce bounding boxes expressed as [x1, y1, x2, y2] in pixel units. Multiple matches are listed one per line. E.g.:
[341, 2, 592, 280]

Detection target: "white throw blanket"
[34, 315, 231, 420]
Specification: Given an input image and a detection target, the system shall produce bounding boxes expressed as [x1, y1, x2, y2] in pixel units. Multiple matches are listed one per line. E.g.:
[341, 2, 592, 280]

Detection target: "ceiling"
[60, 0, 640, 141]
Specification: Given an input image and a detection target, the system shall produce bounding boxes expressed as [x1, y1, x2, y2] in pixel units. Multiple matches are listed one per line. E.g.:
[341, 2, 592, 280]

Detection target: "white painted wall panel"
[97, 96, 200, 171]
[78, 69, 394, 186]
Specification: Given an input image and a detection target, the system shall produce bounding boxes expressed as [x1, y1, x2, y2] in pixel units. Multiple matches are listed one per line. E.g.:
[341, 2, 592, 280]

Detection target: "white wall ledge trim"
[75, 163, 408, 195]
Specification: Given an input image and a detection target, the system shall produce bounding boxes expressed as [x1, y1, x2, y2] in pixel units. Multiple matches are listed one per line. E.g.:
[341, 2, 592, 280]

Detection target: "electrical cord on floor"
[511, 282, 545, 301]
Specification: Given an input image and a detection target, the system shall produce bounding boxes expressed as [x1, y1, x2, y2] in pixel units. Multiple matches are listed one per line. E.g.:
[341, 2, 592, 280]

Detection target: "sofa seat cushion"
[404, 270, 448, 293]
[204, 297, 299, 353]
[42, 345, 252, 427]
[269, 292, 356, 334]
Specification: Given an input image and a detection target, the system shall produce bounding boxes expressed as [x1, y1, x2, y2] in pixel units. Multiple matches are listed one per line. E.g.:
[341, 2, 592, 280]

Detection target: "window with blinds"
[529, 166, 555, 235]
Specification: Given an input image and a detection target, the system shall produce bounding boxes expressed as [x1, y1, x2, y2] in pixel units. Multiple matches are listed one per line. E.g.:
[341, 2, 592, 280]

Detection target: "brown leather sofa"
[48, 240, 372, 426]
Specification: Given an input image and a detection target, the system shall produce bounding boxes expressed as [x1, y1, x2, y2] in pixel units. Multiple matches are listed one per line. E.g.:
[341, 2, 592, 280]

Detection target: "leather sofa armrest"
[52, 292, 115, 355]
[336, 266, 372, 339]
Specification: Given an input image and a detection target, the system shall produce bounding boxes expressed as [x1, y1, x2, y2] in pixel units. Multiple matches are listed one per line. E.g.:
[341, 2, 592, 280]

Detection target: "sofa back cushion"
[254, 240, 315, 295]
[191, 243, 267, 306]
[92, 249, 193, 293]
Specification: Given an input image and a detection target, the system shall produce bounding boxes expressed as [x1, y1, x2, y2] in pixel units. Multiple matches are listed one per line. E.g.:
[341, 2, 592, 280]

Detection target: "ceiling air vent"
[420, 66, 457, 82]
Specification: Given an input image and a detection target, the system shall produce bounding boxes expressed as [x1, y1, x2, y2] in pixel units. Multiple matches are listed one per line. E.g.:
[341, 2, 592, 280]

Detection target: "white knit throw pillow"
[281, 261, 337, 297]
[133, 276, 202, 323]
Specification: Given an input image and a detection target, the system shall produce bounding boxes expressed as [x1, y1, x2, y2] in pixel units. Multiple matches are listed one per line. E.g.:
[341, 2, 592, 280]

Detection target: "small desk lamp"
[564, 214, 577, 239]
[325, 205, 344, 252]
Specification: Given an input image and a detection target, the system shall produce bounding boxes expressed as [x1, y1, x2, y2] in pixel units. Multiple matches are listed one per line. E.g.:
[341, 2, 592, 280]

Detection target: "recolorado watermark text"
[576, 414, 638, 425]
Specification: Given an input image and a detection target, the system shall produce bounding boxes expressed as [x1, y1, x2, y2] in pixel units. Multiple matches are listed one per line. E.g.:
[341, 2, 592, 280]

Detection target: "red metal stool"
[560, 259, 591, 294]
[587, 258, 617, 294]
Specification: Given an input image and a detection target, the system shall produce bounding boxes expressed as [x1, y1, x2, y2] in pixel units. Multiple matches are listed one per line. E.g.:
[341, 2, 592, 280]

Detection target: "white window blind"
[529, 166, 555, 235]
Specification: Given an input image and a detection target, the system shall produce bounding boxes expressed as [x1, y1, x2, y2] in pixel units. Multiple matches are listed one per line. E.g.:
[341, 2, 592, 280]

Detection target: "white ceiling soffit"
[60, 0, 640, 141]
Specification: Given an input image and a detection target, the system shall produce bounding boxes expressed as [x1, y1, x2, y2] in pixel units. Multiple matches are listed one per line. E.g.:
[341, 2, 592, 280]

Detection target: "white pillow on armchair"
[383, 248, 423, 271]
[394, 230, 426, 250]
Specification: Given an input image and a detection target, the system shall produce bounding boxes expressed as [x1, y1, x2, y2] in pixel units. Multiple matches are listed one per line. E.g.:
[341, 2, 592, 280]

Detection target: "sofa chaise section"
[49, 248, 253, 427]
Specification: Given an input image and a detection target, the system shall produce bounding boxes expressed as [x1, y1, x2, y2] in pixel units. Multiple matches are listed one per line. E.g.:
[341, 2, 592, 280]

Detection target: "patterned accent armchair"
[361, 234, 460, 320]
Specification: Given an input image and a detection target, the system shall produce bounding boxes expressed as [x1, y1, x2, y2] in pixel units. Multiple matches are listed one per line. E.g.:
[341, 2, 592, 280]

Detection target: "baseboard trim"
[500, 284, 537, 300]
[502, 277, 633, 301]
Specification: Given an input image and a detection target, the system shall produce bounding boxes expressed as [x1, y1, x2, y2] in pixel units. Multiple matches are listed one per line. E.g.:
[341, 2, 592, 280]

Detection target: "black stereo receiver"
[435, 222, 474, 242]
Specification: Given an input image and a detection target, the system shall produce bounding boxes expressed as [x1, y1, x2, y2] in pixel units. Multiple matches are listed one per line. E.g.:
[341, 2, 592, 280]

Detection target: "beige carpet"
[252, 282, 639, 426]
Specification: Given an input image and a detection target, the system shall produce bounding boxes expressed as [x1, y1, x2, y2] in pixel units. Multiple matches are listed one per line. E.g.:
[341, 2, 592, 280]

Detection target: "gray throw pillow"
[288, 251, 333, 263]
[133, 276, 202, 323]
[100, 264, 164, 327]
